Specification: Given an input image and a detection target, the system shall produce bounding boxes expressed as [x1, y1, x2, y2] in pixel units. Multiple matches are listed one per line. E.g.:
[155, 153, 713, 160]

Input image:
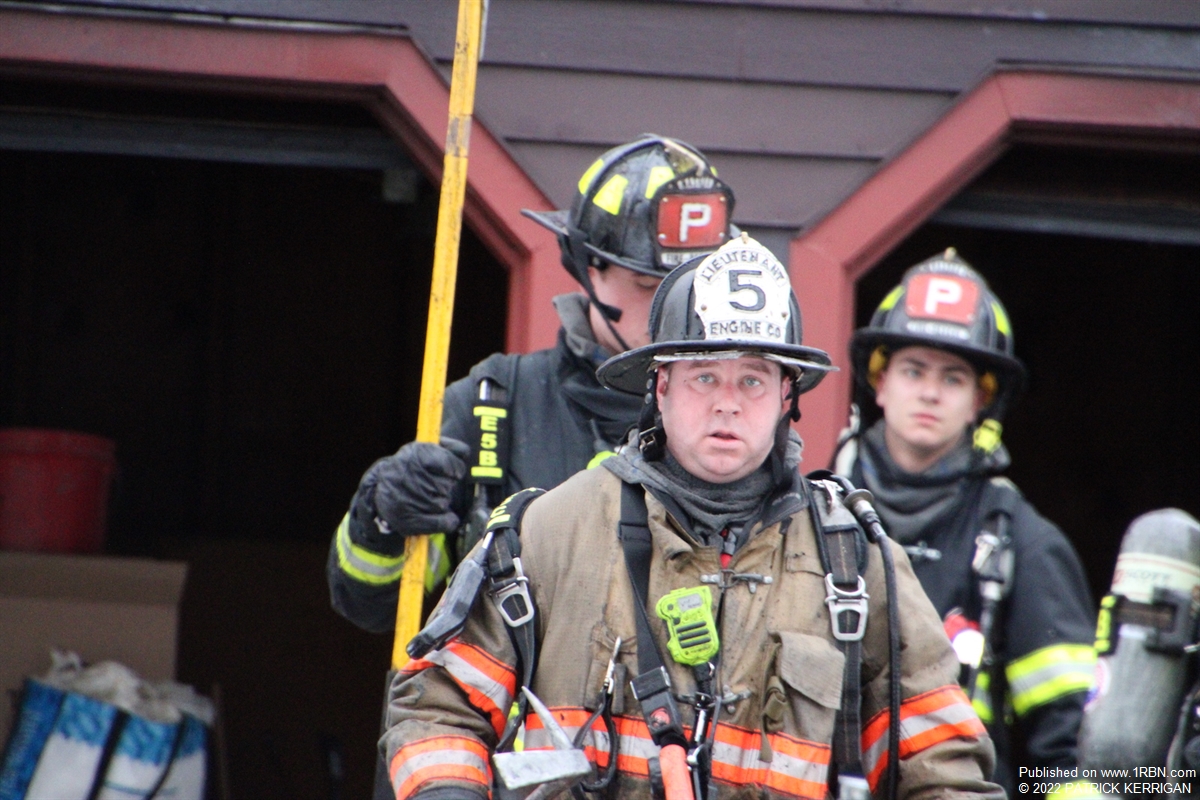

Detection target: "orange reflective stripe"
[525, 708, 658, 776]
[526, 709, 830, 799]
[389, 736, 490, 800]
[402, 641, 516, 738]
[711, 725, 830, 799]
[861, 685, 985, 790]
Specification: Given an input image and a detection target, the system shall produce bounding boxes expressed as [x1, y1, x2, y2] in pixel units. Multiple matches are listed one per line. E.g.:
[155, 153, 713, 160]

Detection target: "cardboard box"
[0, 551, 187, 740]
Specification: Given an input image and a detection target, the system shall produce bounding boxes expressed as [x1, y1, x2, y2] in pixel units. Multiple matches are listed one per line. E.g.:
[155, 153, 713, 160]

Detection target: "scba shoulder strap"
[804, 472, 870, 782]
[467, 353, 521, 487]
[965, 477, 1020, 705]
[482, 488, 546, 752]
[805, 470, 903, 800]
[974, 477, 1020, 594]
[457, 354, 522, 555]
[405, 487, 546, 753]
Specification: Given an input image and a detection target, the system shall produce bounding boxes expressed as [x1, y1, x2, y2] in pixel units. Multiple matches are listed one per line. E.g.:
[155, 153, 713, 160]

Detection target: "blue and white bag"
[0, 653, 212, 800]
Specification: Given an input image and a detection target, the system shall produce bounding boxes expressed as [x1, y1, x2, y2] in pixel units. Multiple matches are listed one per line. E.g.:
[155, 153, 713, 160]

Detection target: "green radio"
[655, 586, 720, 666]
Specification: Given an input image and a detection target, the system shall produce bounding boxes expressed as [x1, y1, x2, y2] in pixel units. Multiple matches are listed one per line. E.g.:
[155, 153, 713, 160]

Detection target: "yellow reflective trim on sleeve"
[1094, 594, 1116, 653]
[1007, 643, 1096, 717]
[507, 702, 525, 752]
[335, 512, 406, 585]
[578, 157, 605, 195]
[592, 174, 628, 215]
[877, 285, 904, 312]
[425, 533, 451, 593]
[992, 301, 1011, 336]
[970, 670, 993, 724]
[587, 450, 615, 469]
[643, 165, 676, 199]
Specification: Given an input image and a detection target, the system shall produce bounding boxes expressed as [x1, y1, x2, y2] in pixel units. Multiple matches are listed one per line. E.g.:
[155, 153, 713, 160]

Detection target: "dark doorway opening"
[0, 86, 508, 797]
[855, 144, 1200, 605]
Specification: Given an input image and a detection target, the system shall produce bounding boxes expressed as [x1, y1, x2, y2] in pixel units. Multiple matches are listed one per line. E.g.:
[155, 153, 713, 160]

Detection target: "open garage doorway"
[856, 144, 1200, 604]
[0, 81, 508, 797]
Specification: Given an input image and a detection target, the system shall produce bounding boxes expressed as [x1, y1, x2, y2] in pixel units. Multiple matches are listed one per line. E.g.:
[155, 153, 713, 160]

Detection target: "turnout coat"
[382, 466, 1004, 800]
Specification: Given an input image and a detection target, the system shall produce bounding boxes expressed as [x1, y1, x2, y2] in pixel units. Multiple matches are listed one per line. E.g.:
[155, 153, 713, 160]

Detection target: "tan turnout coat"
[384, 465, 1004, 800]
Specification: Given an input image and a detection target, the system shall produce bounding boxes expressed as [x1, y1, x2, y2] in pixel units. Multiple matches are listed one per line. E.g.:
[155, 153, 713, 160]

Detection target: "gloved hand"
[351, 438, 470, 553]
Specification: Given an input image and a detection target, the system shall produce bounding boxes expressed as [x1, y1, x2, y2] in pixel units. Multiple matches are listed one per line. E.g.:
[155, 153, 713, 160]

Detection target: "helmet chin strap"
[637, 371, 666, 461]
[565, 226, 632, 352]
[595, 303, 632, 353]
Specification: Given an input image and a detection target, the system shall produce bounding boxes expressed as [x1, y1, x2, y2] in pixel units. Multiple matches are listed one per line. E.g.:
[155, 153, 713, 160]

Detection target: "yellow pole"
[392, 0, 485, 670]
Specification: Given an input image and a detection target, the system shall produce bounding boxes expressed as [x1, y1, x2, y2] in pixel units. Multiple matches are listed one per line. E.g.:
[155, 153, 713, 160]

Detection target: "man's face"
[874, 345, 984, 472]
[587, 265, 661, 353]
[656, 357, 790, 484]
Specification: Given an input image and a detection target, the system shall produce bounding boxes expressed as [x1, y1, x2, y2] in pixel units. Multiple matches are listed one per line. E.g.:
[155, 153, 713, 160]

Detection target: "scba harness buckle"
[825, 574, 869, 642]
[490, 556, 535, 627]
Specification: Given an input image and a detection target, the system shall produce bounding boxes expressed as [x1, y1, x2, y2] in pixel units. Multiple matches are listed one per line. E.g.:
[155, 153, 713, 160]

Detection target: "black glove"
[354, 438, 470, 550]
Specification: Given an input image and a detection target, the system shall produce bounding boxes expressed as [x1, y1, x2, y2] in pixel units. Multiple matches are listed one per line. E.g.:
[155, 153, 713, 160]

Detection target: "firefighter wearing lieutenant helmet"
[382, 236, 1004, 800]
[328, 135, 735, 634]
[832, 249, 1095, 797]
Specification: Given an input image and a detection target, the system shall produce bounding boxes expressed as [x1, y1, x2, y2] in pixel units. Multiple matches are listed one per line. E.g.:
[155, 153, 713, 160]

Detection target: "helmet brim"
[522, 207, 672, 277]
[521, 207, 570, 238]
[599, 340, 837, 396]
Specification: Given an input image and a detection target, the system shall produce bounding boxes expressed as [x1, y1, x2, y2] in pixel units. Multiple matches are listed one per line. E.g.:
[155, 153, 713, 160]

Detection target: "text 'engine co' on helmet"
[597, 233, 836, 398]
[521, 135, 735, 282]
[850, 248, 1027, 428]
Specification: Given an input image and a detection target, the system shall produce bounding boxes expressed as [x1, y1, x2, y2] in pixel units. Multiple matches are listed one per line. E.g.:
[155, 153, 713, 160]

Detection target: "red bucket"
[0, 428, 117, 553]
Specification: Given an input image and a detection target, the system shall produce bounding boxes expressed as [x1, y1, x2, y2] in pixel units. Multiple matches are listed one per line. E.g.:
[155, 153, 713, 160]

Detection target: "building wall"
[34, 1, 1200, 238]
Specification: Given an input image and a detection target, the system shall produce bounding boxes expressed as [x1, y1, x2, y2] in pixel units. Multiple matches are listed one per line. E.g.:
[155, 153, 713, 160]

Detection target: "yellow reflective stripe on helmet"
[643, 165, 676, 199]
[992, 301, 1011, 336]
[587, 450, 615, 469]
[335, 512, 406, 585]
[578, 157, 605, 195]
[970, 671, 993, 724]
[592, 174, 629, 215]
[877, 285, 904, 312]
[1006, 644, 1096, 717]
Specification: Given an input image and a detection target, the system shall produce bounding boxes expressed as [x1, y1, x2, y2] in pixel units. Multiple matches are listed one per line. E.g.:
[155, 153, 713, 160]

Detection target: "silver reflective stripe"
[862, 695, 979, 778]
[1006, 644, 1095, 716]
[425, 647, 514, 715]
[711, 738, 828, 786]
[335, 513, 405, 585]
[391, 745, 487, 795]
[524, 720, 658, 761]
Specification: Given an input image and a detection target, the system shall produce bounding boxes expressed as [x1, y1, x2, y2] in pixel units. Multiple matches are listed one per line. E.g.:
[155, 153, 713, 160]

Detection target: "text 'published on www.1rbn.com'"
[1014, 766, 1197, 795]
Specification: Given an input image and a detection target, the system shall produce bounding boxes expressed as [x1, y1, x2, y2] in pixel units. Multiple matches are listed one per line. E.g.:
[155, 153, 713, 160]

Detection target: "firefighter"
[382, 236, 1004, 800]
[328, 135, 736, 633]
[832, 249, 1095, 796]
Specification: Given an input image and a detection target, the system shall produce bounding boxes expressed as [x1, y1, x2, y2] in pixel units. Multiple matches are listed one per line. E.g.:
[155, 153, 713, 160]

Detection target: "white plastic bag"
[0, 652, 212, 800]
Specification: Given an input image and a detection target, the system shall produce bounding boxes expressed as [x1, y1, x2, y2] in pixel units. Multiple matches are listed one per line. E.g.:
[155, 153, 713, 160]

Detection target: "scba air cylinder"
[1078, 508, 1200, 774]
